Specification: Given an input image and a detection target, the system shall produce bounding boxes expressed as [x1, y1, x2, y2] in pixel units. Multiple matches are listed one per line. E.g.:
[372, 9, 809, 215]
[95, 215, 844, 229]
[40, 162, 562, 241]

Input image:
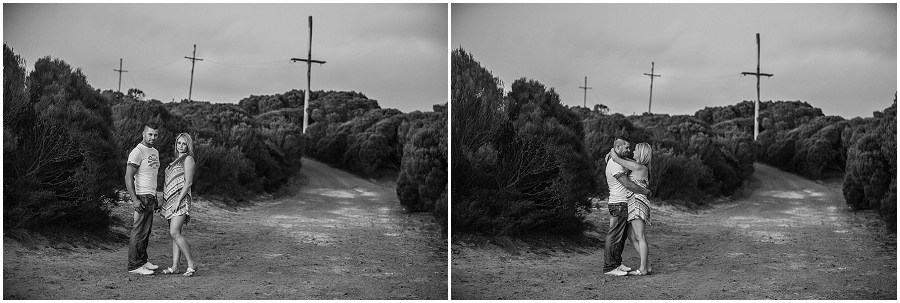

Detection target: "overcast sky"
[452, 3, 896, 119]
[4, 3, 447, 113]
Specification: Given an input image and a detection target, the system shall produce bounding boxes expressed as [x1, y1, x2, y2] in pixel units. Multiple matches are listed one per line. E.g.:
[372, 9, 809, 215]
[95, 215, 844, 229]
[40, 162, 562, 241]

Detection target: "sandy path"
[4, 159, 447, 299]
[451, 163, 896, 299]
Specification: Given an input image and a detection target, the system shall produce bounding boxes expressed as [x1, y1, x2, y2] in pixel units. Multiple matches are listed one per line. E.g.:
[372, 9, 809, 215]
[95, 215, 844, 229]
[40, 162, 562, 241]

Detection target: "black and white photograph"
[451, 3, 896, 300]
[4, 3, 448, 299]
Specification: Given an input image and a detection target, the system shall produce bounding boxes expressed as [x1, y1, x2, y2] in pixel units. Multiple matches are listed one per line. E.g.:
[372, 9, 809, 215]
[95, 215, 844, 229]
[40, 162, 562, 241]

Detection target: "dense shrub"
[4, 46, 120, 228]
[396, 119, 447, 217]
[843, 100, 896, 230]
[191, 140, 257, 201]
[451, 49, 595, 236]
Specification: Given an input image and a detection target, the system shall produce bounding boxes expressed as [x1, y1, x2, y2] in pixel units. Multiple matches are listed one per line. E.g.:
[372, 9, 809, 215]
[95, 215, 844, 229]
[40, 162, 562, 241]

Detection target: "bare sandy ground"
[4, 159, 447, 299]
[451, 163, 896, 300]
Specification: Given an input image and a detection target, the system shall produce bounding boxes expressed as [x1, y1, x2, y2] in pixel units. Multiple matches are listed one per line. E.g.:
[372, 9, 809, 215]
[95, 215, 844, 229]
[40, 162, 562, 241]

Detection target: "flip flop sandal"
[183, 268, 195, 277]
[162, 267, 178, 274]
[628, 269, 648, 276]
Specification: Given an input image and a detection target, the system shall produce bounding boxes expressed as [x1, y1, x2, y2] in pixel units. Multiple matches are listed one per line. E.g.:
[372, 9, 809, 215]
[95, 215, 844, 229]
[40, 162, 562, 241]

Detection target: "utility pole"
[579, 76, 592, 108]
[113, 58, 127, 93]
[741, 33, 774, 141]
[185, 44, 203, 102]
[643, 62, 661, 114]
[291, 16, 326, 133]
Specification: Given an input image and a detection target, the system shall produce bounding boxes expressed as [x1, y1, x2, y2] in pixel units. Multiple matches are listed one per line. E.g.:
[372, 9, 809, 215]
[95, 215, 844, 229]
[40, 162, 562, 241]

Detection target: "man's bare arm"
[125, 164, 139, 203]
[616, 174, 651, 196]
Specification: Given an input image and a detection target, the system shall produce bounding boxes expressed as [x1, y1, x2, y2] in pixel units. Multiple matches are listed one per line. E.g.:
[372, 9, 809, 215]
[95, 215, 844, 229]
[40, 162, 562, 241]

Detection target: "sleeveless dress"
[161, 155, 191, 222]
[627, 175, 651, 225]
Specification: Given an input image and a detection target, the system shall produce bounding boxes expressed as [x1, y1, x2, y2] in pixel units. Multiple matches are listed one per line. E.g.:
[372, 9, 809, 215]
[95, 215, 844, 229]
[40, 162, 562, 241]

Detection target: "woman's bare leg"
[169, 215, 195, 270]
[627, 221, 640, 255]
[171, 239, 180, 271]
[630, 219, 649, 273]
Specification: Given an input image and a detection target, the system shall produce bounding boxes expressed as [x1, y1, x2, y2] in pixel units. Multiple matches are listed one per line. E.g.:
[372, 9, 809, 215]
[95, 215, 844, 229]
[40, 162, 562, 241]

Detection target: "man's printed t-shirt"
[605, 156, 631, 205]
[128, 143, 160, 195]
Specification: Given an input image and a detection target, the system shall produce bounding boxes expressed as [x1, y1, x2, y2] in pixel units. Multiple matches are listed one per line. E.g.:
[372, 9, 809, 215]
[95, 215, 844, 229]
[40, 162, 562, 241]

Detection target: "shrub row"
[3, 44, 309, 232]
[581, 112, 757, 205]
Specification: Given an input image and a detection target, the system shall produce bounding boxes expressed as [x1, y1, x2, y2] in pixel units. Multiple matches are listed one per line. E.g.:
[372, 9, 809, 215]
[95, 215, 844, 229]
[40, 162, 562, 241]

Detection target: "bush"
[649, 150, 714, 202]
[4, 49, 120, 229]
[192, 140, 256, 201]
[843, 99, 896, 230]
[396, 122, 447, 214]
[452, 49, 595, 236]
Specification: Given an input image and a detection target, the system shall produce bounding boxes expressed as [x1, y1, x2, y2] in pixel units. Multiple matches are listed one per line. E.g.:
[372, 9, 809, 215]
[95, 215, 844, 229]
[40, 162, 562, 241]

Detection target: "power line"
[206, 59, 299, 70]
[666, 74, 746, 83]
[131, 62, 191, 76]
[127, 58, 183, 73]
[593, 74, 643, 89]
[126, 72, 139, 91]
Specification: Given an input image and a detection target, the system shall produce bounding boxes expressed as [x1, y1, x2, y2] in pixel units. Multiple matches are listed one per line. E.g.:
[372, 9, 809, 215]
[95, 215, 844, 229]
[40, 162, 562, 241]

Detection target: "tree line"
[3, 44, 447, 232]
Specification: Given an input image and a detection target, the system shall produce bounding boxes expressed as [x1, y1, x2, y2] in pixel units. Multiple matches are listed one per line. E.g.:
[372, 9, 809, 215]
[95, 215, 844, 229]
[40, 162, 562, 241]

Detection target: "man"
[603, 137, 652, 276]
[125, 122, 162, 275]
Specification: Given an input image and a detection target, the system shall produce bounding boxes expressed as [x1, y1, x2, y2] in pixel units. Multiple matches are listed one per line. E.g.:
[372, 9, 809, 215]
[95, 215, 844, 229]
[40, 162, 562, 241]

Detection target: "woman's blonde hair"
[634, 142, 652, 165]
[174, 133, 194, 157]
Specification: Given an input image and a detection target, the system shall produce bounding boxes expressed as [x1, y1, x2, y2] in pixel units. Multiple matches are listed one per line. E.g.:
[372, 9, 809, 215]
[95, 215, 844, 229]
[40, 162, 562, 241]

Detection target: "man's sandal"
[183, 268, 195, 277]
[162, 267, 178, 274]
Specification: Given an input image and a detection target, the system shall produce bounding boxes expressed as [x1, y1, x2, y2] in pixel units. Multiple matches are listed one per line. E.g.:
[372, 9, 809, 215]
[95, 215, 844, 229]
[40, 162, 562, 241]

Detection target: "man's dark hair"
[144, 122, 159, 131]
[615, 135, 631, 143]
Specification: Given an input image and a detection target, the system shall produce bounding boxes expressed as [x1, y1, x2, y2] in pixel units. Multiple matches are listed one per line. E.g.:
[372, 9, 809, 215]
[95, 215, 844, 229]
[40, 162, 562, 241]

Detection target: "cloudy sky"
[452, 3, 896, 119]
[4, 3, 447, 113]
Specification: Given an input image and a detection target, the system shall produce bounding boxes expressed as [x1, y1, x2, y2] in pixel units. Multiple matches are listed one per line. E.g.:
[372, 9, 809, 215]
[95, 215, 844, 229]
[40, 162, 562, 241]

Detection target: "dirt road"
[452, 163, 896, 299]
[4, 159, 447, 299]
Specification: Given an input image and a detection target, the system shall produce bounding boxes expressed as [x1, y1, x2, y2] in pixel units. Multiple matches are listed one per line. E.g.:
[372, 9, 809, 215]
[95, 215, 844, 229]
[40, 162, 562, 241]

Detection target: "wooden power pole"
[113, 58, 127, 93]
[644, 62, 661, 114]
[741, 33, 774, 141]
[579, 76, 592, 108]
[185, 44, 203, 102]
[291, 16, 327, 133]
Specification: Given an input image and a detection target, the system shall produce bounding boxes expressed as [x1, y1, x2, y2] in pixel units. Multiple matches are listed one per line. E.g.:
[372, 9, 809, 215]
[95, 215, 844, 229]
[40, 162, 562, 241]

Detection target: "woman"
[609, 142, 652, 276]
[159, 133, 197, 277]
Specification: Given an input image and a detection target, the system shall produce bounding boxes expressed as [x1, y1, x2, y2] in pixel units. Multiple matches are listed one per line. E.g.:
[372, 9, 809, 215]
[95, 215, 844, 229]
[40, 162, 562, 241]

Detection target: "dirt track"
[4, 159, 447, 300]
[452, 163, 896, 299]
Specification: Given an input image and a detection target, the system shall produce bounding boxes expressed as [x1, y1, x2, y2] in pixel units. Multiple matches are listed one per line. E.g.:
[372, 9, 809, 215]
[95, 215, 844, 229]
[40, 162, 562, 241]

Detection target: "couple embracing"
[603, 137, 654, 277]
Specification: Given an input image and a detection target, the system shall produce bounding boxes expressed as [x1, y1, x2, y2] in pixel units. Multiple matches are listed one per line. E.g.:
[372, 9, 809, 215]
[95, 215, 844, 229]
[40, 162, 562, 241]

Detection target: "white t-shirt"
[605, 157, 632, 204]
[127, 143, 160, 195]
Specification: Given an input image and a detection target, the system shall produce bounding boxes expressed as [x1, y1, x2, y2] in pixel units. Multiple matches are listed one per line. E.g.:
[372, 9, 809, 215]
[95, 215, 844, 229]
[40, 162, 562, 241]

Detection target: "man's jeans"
[127, 194, 156, 271]
[603, 203, 630, 272]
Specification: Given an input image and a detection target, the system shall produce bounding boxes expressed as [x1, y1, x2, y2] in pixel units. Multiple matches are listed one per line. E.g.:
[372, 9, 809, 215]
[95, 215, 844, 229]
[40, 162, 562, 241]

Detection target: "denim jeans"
[127, 194, 156, 271]
[603, 203, 630, 272]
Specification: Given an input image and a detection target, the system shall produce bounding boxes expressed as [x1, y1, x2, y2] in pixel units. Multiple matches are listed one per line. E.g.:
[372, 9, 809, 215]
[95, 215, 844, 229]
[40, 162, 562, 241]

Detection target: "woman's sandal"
[183, 268, 195, 277]
[162, 267, 178, 274]
[628, 269, 649, 276]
